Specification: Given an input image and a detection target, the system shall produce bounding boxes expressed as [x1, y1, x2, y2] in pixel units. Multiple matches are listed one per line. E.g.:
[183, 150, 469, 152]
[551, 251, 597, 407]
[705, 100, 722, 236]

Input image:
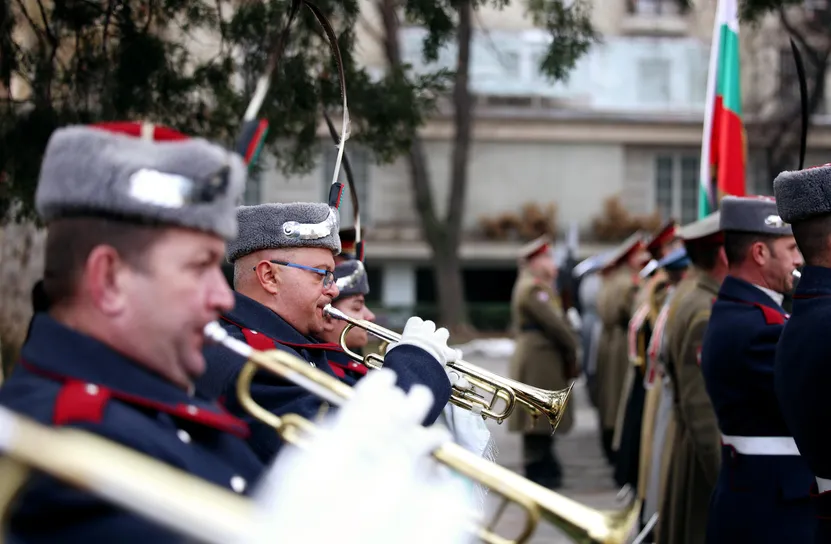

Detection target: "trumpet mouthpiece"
[323, 304, 348, 321]
[793, 269, 802, 279]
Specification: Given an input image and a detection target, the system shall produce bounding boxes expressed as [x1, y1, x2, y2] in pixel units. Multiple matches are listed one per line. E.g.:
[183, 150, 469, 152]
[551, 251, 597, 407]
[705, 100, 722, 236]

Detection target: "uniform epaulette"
[749, 302, 787, 326]
[54, 380, 112, 426]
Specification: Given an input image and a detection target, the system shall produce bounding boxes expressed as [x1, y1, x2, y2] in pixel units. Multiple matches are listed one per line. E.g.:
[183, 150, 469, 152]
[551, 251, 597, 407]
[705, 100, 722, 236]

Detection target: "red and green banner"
[699, 0, 746, 218]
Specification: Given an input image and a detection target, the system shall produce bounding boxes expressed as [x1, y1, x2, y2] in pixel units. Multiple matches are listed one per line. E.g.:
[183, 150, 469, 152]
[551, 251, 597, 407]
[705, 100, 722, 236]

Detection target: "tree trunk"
[438, 0, 473, 331]
[0, 221, 46, 376]
[376, 0, 472, 331]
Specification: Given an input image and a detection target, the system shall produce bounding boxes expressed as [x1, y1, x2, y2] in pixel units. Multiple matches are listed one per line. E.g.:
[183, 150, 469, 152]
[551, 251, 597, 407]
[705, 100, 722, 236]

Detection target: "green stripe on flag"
[717, 24, 741, 115]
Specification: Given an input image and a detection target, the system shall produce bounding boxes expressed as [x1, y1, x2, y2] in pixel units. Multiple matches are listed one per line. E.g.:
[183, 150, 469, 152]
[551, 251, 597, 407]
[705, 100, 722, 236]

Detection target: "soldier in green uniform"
[508, 236, 579, 489]
[613, 221, 679, 488]
[658, 212, 726, 544]
[595, 232, 649, 464]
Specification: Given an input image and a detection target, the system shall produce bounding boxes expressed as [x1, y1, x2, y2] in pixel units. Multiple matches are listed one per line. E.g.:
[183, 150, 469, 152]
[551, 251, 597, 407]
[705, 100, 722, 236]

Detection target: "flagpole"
[699, 0, 725, 217]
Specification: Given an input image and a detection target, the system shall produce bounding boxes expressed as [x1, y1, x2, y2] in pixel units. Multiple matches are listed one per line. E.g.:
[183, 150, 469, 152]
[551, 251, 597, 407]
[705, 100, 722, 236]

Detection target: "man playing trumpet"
[320, 258, 374, 381]
[198, 203, 455, 462]
[0, 122, 265, 541]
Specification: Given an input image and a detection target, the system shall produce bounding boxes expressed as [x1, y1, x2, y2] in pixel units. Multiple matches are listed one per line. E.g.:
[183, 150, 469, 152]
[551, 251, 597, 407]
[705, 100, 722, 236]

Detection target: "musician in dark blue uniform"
[320, 258, 372, 381]
[700, 196, 811, 543]
[0, 122, 264, 543]
[198, 203, 453, 463]
[774, 163, 831, 543]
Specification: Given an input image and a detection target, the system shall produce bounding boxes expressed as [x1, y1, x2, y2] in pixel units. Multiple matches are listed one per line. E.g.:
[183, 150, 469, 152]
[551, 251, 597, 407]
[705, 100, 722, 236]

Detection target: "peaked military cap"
[226, 203, 341, 263]
[518, 236, 552, 261]
[719, 196, 792, 236]
[646, 221, 677, 255]
[657, 246, 690, 271]
[677, 211, 723, 242]
[774, 164, 831, 224]
[601, 231, 645, 271]
[572, 250, 614, 279]
[333, 259, 369, 302]
[35, 123, 246, 240]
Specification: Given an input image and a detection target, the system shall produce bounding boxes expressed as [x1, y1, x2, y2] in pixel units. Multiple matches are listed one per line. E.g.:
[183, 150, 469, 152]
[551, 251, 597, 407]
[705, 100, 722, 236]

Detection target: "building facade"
[254, 0, 831, 319]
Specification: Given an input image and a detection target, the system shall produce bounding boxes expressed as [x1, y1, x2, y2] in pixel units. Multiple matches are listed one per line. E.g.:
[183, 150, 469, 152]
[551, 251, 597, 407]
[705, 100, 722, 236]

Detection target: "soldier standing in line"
[774, 164, 831, 543]
[700, 196, 812, 543]
[635, 246, 691, 534]
[658, 212, 726, 544]
[508, 236, 579, 489]
[595, 233, 649, 464]
[613, 221, 679, 488]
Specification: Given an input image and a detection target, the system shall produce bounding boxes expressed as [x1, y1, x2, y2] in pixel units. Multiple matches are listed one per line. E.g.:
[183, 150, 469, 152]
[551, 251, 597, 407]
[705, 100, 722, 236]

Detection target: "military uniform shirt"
[0, 314, 264, 544]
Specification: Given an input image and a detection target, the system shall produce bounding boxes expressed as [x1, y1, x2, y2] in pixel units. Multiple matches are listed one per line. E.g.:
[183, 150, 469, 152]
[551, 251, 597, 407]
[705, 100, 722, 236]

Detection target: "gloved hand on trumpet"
[243, 368, 475, 544]
[386, 316, 473, 392]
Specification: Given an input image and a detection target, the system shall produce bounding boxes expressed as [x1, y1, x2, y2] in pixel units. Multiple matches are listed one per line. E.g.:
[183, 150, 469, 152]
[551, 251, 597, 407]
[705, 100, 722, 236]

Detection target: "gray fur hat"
[334, 259, 369, 301]
[35, 125, 245, 240]
[774, 164, 831, 224]
[226, 203, 341, 263]
[719, 196, 792, 236]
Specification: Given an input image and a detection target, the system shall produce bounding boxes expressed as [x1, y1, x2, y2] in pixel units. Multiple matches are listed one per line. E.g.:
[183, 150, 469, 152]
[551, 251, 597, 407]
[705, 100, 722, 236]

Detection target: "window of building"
[637, 58, 671, 105]
[654, 154, 700, 224]
[628, 0, 681, 15]
[322, 144, 371, 226]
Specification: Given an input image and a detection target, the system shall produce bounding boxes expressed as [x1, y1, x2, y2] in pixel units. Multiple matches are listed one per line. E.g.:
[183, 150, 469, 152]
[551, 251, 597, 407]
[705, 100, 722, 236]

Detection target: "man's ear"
[255, 261, 280, 295]
[85, 245, 129, 316]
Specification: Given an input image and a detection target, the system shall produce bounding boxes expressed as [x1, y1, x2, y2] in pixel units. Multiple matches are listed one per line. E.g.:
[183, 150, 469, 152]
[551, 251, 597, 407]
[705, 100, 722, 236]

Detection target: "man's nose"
[324, 281, 339, 299]
[210, 270, 235, 312]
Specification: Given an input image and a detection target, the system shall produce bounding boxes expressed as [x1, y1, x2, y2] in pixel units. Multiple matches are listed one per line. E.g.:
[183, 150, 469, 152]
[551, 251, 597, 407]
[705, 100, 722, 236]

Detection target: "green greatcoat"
[508, 271, 579, 435]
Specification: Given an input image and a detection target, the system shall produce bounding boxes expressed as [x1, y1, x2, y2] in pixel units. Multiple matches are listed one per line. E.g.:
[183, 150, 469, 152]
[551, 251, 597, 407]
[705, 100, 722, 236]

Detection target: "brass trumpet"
[206, 322, 643, 544]
[0, 406, 253, 544]
[324, 304, 570, 430]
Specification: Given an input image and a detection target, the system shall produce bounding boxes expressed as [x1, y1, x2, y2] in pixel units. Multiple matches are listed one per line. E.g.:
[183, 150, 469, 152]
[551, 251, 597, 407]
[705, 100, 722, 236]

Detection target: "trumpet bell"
[329, 306, 572, 431]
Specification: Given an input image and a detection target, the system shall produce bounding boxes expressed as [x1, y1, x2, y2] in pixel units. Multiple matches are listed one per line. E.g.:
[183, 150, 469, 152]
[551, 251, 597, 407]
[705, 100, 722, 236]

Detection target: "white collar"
[752, 283, 784, 307]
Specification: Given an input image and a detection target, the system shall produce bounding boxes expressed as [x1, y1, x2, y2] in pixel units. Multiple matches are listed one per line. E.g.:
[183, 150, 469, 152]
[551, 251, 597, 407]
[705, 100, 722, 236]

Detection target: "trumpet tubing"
[328, 305, 570, 430]
[206, 322, 642, 544]
[0, 405, 252, 544]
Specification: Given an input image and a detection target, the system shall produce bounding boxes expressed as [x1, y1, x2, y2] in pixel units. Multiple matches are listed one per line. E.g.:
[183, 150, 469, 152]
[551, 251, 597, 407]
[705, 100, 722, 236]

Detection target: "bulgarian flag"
[699, 0, 746, 218]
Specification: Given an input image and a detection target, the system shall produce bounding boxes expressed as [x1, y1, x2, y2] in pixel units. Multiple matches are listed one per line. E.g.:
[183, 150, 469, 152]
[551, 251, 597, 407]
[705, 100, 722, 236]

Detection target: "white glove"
[567, 307, 582, 330]
[242, 368, 475, 544]
[445, 352, 472, 391]
[387, 316, 459, 368]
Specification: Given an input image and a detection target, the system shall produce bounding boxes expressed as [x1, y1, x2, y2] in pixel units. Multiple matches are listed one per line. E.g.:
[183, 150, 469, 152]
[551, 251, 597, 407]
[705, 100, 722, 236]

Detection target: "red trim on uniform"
[754, 303, 786, 325]
[526, 243, 550, 261]
[240, 326, 278, 351]
[328, 360, 368, 377]
[54, 380, 112, 426]
[21, 361, 250, 439]
[328, 362, 346, 378]
[221, 316, 343, 352]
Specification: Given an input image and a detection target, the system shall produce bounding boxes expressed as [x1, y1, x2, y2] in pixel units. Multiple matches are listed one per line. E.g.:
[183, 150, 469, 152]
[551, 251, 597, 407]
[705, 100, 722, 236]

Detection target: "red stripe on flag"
[717, 108, 746, 198]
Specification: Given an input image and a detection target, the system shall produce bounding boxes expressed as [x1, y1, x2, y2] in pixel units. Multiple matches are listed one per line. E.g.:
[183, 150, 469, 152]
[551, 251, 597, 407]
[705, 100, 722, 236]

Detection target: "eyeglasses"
[256, 260, 335, 288]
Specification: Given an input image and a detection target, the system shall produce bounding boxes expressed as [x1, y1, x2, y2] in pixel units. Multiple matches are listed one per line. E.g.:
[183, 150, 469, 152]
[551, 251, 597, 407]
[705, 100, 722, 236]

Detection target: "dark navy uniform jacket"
[776, 265, 831, 544]
[0, 314, 264, 544]
[327, 348, 368, 382]
[198, 292, 452, 463]
[701, 276, 814, 543]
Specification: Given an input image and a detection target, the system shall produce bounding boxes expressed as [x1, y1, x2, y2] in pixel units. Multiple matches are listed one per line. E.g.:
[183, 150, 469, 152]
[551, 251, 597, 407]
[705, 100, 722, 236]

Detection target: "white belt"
[721, 435, 800, 456]
[817, 477, 831, 493]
